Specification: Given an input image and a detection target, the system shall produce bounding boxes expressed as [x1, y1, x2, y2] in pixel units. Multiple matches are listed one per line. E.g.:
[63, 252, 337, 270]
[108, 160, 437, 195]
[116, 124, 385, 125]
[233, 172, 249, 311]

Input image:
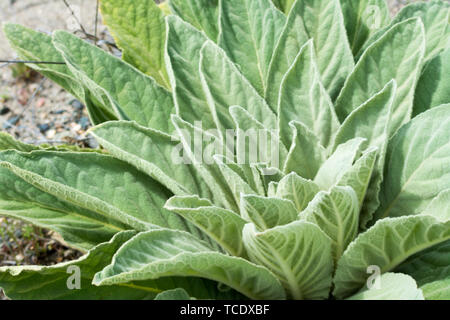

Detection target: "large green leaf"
[171, 115, 237, 212]
[423, 189, 450, 222]
[358, 0, 450, 62]
[168, 0, 219, 41]
[52, 31, 174, 134]
[413, 48, 450, 116]
[375, 104, 450, 220]
[199, 41, 277, 133]
[336, 147, 378, 209]
[396, 240, 450, 300]
[333, 80, 396, 150]
[0, 231, 227, 300]
[347, 273, 424, 300]
[333, 215, 450, 298]
[283, 121, 326, 180]
[243, 221, 333, 299]
[2, 24, 115, 124]
[290, 0, 354, 99]
[100, 0, 170, 89]
[276, 173, 320, 212]
[229, 105, 287, 171]
[165, 196, 246, 257]
[155, 288, 191, 300]
[165, 16, 216, 131]
[90, 121, 210, 198]
[339, 0, 390, 55]
[240, 194, 298, 230]
[314, 138, 365, 190]
[278, 40, 339, 148]
[265, 0, 309, 110]
[301, 186, 359, 261]
[271, 0, 295, 14]
[335, 18, 425, 134]
[0, 167, 125, 251]
[218, 0, 286, 95]
[93, 229, 286, 300]
[0, 150, 179, 232]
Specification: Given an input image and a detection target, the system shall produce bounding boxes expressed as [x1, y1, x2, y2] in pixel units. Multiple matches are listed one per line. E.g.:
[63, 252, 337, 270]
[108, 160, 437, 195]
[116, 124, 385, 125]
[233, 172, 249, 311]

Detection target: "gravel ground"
[0, 0, 427, 300]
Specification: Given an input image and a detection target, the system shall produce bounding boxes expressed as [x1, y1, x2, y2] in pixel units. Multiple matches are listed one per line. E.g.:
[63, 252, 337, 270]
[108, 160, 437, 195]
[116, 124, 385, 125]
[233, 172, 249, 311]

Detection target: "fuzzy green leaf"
[339, 0, 391, 55]
[94, 229, 286, 300]
[243, 221, 333, 299]
[100, 0, 170, 89]
[333, 215, 450, 298]
[375, 104, 450, 220]
[335, 18, 426, 134]
[278, 40, 339, 148]
[168, 0, 219, 41]
[347, 273, 424, 300]
[219, 0, 286, 94]
[413, 48, 450, 116]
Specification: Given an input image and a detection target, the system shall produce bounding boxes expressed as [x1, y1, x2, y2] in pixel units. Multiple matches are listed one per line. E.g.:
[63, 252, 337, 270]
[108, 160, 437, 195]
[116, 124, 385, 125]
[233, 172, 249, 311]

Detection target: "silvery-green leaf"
[243, 221, 333, 299]
[240, 194, 298, 230]
[155, 288, 191, 300]
[171, 115, 237, 212]
[396, 240, 450, 299]
[271, 0, 295, 14]
[423, 189, 450, 222]
[337, 147, 378, 209]
[168, 0, 219, 41]
[290, 0, 354, 99]
[335, 18, 426, 135]
[219, 0, 286, 94]
[52, 31, 175, 134]
[283, 121, 326, 180]
[347, 273, 424, 300]
[0, 167, 126, 251]
[90, 121, 210, 198]
[165, 196, 247, 257]
[333, 215, 450, 298]
[199, 41, 277, 134]
[314, 138, 366, 190]
[3, 24, 115, 124]
[100, 0, 170, 89]
[0, 132, 37, 152]
[339, 0, 391, 55]
[278, 40, 339, 148]
[301, 186, 359, 261]
[375, 104, 450, 220]
[358, 0, 450, 62]
[94, 229, 286, 300]
[165, 16, 217, 131]
[229, 106, 287, 170]
[0, 150, 175, 232]
[421, 279, 450, 300]
[267, 182, 278, 197]
[333, 80, 396, 149]
[414, 48, 450, 116]
[0, 231, 229, 300]
[213, 155, 256, 209]
[276, 173, 320, 212]
[265, 0, 309, 110]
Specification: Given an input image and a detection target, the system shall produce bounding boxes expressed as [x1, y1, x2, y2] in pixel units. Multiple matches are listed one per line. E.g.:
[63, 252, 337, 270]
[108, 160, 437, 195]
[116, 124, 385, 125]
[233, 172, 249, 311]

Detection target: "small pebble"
[37, 123, 51, 133]
[50, 109, 66, 115]
[2, 116, 20, 129]
[79, 116, 90, 130]
[69, 99, 84, 111]
[0, 106, 10, 115]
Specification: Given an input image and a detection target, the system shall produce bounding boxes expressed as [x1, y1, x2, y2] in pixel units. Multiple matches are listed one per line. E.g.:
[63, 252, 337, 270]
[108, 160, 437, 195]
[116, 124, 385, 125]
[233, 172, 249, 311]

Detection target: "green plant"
[0, 0, 449, 300]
